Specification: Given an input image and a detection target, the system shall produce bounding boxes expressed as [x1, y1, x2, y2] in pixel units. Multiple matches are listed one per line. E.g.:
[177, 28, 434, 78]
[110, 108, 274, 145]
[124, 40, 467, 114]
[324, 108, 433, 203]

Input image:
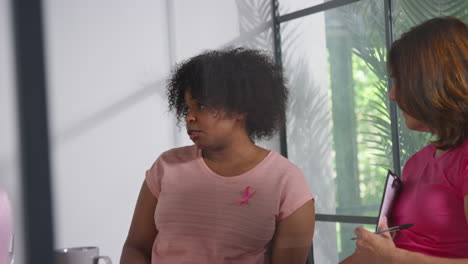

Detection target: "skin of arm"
[271, 199, 315, 264]
[340, 196, 468, 264]
[120, 181, 158, 264]
[465, 195, 468, 224]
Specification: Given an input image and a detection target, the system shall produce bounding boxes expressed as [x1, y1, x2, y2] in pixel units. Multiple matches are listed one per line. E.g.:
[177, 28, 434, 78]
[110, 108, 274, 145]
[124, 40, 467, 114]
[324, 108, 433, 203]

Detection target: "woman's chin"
[192, 140, 207, 149]
[404, 120, 431, 133]
[403, 113, 431, 133]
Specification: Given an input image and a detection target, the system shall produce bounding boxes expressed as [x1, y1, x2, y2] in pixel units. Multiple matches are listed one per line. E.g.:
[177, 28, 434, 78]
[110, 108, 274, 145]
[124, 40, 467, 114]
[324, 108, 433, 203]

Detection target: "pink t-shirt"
[392, 139, 468, 258]
[145, 145, 314, 264]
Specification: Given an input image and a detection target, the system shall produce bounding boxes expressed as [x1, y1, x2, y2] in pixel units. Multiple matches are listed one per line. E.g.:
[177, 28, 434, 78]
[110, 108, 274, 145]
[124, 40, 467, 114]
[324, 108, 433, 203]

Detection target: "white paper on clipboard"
[376, 170, 402, 231]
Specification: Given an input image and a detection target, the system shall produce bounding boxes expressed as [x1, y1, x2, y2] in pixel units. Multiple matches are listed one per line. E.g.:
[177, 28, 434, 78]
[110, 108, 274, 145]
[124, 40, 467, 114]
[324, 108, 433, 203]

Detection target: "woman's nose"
[185, 110, 196, 123]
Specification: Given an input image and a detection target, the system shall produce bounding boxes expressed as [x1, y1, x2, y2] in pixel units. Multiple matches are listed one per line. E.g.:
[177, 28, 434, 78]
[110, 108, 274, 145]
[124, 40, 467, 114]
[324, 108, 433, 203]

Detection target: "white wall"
[43, 0, 173, 261]
[42, 0, 278, 262]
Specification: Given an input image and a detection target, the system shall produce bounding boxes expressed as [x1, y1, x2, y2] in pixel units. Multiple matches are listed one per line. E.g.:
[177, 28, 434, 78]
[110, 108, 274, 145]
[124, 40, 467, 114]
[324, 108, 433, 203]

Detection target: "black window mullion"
[278, 0, 361, 23]
[316, 214, 377, 225]
[12, 0, 55, 263]
[271, 0, 289, 158]
[384, 0, 401, 176]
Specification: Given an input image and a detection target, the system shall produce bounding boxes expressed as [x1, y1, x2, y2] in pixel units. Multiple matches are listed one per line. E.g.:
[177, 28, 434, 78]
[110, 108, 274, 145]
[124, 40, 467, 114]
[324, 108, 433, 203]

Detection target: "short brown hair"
[388, 17, 468, 150]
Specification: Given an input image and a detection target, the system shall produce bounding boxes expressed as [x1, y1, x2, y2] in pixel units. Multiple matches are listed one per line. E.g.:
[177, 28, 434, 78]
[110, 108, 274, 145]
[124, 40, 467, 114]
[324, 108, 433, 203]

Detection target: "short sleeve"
[278, 166, 314, 221]
[145, 157, 163, 198]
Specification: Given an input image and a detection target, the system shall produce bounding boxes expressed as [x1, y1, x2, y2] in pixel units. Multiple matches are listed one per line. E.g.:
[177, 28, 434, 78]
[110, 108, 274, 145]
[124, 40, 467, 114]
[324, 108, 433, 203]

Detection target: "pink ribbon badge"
[237, 186, 256, 206]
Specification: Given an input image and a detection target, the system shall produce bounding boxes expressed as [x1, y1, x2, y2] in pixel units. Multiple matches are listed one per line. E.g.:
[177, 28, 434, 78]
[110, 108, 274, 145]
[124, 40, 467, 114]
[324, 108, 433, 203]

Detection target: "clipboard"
[376, 170, 402, 231]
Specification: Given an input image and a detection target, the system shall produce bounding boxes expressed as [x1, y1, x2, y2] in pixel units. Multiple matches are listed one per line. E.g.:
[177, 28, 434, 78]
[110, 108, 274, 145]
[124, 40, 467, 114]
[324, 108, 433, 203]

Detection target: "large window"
[275, 0, 468, 262]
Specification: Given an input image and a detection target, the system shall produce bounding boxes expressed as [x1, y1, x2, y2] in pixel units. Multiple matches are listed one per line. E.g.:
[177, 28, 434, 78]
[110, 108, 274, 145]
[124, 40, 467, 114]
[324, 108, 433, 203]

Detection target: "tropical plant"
[338, 0, 467, 200]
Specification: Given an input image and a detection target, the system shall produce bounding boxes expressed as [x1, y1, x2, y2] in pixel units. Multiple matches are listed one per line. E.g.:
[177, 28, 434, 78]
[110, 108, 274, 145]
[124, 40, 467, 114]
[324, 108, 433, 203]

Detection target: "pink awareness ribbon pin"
[237, 186, 255, 205]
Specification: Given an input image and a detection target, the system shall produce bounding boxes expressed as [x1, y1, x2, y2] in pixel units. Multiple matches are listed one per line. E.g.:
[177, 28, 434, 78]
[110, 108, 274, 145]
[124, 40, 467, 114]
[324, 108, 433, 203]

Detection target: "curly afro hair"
[167, 47, 288, 141]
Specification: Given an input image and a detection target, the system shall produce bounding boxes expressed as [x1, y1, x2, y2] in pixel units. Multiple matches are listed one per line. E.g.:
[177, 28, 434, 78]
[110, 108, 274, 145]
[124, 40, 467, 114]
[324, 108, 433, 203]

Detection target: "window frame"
[271, 0, 401, 262]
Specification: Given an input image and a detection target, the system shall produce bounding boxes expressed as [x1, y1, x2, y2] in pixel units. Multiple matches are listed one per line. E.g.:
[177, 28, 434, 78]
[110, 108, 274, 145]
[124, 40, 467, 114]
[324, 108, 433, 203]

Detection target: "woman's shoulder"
[406, 142, 435, 163]
[158, 145, 198, 162]
[452, 139, 468, 167]
[262, 151, 305, 178]
[264, 150, 293, 166]
[146, 145, 198, 178]
[437, 138, 468, 162]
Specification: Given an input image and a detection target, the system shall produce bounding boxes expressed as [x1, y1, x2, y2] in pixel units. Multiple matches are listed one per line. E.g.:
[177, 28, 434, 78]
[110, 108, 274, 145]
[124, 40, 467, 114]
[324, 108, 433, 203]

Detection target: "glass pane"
[283, 0, 388, 216]
[0, 1, 24, 263]
[392, 0, 468, 39]
[282, 0, 389, 257]
[392, 0, 468, 166]
[313, 221, 376, 262]
[230, 0, 274, 50]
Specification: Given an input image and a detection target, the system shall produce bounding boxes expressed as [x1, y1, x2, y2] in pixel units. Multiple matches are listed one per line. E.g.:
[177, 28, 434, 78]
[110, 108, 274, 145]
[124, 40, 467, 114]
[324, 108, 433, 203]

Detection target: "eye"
[182, 106, 190, 115]
[198, 103, 206, 110]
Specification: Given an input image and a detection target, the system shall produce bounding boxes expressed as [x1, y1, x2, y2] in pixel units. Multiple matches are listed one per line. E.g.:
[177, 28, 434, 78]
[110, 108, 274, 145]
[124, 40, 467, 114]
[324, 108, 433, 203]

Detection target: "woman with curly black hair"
[121, 48, 315, 264]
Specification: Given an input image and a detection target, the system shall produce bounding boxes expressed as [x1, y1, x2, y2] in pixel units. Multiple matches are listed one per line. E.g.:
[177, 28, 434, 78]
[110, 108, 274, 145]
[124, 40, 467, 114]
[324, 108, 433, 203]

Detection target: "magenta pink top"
[393, 139, 468, 258]
[145, 145, 314, 264]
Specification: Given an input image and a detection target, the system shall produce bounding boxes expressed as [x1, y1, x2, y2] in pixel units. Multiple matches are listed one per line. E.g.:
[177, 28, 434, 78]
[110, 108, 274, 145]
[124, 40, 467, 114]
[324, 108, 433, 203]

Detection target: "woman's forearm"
[120, 244, 151, 264]
[394, 249, 468, 264]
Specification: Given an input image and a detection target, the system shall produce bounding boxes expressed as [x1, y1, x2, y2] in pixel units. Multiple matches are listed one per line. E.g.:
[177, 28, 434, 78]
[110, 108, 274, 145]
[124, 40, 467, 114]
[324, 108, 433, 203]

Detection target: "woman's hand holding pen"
[351, 216, 400, 264]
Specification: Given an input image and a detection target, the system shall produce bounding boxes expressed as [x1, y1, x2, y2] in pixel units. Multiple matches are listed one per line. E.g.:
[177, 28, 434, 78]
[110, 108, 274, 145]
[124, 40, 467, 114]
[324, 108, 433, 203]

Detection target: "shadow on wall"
[53, 79, 166, 146]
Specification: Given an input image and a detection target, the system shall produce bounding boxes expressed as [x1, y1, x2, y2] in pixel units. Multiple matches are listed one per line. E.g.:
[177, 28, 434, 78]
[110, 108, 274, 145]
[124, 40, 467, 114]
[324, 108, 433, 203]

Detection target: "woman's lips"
[187, 130, 202, 140]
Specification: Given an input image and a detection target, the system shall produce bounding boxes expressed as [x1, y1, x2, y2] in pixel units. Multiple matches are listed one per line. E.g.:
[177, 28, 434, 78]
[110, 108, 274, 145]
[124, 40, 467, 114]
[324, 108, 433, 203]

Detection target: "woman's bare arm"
[120, 181, 158, 264]
[271, 200, 315, 264]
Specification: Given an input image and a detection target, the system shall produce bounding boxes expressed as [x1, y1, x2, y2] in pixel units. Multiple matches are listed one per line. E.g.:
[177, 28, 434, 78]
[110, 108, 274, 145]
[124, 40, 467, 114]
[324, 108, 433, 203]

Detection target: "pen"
[350, 224, 413, 240]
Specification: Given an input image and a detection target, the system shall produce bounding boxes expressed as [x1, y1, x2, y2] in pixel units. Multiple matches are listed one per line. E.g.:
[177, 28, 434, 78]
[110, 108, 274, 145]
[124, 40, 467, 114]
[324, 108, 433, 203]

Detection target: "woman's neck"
[202, 139, 260, 163]
[201, 140, 269, 177]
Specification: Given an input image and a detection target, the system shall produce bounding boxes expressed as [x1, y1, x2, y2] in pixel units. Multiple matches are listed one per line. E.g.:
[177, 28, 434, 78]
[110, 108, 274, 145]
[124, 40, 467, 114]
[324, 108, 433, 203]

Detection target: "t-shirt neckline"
[195, 146, 274, 181]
